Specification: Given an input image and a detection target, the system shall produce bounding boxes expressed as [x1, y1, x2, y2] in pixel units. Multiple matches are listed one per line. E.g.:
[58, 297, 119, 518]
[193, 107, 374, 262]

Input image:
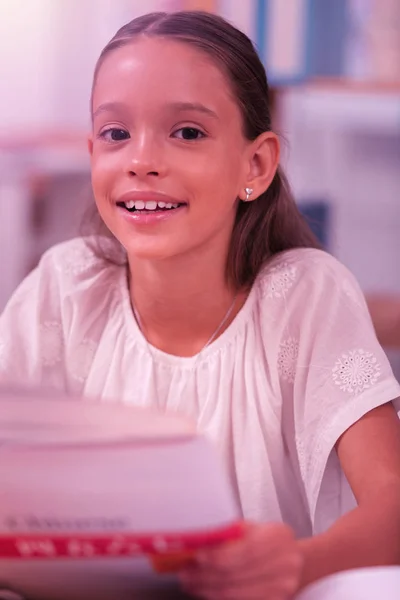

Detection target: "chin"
[123, 241, 185, 263]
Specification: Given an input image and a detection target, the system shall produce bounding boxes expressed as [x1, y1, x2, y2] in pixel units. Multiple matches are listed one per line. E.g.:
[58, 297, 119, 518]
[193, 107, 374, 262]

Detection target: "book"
[0, 387, 243, 600]
[254, 0, 348, 84]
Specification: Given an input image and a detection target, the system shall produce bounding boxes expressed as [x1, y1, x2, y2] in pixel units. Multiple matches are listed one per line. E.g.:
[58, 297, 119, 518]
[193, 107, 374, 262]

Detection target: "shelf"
[277, 78, 400, 95]
[0, 130, 89, 174]
[0, 130, 87, 151]
[278, 81, 400, 135]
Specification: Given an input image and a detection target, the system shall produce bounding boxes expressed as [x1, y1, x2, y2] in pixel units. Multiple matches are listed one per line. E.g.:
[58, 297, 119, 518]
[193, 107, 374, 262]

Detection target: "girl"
[1, 10, 400, 600]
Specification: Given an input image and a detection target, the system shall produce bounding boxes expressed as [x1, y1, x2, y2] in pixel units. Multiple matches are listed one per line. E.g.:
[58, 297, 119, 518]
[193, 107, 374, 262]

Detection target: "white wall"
[0, 0, 173, 134]
[0, 0, 60, 133]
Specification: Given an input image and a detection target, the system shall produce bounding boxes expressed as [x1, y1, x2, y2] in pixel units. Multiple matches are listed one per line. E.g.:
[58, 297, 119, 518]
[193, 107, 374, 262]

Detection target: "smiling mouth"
[117, 200, 187, 213]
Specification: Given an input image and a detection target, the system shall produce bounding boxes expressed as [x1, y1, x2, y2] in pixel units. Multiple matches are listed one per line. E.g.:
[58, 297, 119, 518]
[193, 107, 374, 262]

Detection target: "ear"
[87, 135, 93, 156]
[239, 132, 280, 201]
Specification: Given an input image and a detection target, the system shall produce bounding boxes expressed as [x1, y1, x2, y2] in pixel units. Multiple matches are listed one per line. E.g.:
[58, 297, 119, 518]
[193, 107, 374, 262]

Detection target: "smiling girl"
[1, 10, 400, 600]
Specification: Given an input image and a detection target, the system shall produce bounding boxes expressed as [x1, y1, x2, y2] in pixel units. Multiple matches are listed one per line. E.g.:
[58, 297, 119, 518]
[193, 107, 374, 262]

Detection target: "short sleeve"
[279, 250, 400, 532]
[0, 249, 67, 390]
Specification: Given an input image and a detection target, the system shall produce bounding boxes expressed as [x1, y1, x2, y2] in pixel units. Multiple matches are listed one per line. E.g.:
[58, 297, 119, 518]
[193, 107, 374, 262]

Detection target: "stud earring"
[244, 187, 253, 202]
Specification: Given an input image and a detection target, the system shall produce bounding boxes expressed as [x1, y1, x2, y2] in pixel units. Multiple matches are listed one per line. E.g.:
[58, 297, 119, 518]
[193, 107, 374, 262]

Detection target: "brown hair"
[87, 10, 319, 289]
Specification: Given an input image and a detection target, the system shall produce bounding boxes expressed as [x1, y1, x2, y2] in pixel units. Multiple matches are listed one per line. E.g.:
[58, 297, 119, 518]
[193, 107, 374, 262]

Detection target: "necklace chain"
[132, 293, 238, 357]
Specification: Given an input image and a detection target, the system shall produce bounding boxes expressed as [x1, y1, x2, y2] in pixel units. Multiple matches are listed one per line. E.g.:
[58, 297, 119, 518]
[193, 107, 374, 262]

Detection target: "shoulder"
[37, 236, 125, 294]
[3, 236, 126, 324]
[40, 236, 122, 274]
[0, 237, 126, 390]
[256, 248, 361, 303]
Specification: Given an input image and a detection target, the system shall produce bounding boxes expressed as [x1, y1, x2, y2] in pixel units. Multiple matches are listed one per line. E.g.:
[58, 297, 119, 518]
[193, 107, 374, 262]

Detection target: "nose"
[126, 131, 164, 179]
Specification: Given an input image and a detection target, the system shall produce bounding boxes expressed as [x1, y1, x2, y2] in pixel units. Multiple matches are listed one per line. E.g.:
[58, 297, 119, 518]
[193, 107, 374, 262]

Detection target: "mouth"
[116, 200, 187, 213]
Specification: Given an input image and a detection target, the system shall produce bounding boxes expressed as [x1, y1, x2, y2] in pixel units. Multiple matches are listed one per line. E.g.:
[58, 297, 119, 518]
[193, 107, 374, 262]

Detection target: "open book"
[0, 388, 243, 600]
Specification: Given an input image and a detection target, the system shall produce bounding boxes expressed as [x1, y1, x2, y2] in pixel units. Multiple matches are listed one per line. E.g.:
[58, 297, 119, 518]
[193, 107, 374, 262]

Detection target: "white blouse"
[1, 238, 399, 537]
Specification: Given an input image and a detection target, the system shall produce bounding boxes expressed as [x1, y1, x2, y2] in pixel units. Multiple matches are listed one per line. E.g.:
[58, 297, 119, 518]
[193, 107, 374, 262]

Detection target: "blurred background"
[0, 0, 399, 372]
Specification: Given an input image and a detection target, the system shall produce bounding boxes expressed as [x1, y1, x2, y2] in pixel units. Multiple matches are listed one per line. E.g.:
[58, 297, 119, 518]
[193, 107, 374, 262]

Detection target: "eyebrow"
[92, 102, 126, 119]
[92, 101, 219, 120]
[166, 102, 219, 119]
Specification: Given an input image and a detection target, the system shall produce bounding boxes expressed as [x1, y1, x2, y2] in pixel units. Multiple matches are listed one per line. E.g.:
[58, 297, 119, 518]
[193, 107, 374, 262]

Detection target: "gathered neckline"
[117, 266, 260, 368]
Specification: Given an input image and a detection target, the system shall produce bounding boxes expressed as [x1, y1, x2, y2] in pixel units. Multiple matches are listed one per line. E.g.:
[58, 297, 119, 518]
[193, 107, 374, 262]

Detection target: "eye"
[99, 128, 130, 142]
[172, 127, 205, 141]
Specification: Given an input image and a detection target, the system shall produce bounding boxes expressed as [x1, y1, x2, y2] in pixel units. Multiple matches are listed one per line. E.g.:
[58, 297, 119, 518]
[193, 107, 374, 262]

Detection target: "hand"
[179, 522, 303, 600]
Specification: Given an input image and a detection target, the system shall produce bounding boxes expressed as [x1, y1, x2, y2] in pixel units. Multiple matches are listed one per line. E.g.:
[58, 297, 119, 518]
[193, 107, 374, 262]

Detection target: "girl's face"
[89, 37, 254, 263]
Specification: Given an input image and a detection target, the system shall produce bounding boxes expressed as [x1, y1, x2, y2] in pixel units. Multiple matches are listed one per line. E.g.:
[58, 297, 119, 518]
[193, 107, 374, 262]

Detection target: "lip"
[118, 204, 187, 225]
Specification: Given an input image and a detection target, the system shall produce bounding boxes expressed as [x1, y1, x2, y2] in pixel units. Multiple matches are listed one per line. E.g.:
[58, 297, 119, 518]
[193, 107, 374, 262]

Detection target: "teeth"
[145, 201, 157, 210]
[123, 199, 182, 210]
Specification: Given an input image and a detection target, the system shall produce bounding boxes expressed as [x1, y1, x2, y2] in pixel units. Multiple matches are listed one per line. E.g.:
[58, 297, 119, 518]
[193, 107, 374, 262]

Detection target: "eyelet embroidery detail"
[332, 349, 381, 395]
[55, 245, 98, 277]
[277, 337, 299, 383]
[262, 264, 297, 299]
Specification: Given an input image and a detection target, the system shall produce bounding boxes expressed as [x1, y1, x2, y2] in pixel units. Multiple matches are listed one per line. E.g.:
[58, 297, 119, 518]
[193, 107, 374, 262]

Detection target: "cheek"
[90, 153, 115, 196]
[181, 147, 242, 189]
[192, 149, 243, 201]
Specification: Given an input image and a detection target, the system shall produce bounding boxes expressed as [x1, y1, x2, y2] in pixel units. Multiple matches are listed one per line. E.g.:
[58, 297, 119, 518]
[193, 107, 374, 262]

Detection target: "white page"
[297, 566, 400, 600]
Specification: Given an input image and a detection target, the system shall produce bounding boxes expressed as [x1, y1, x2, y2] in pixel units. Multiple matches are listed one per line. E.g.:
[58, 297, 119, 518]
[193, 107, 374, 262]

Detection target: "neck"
[128, 243, 242, 357]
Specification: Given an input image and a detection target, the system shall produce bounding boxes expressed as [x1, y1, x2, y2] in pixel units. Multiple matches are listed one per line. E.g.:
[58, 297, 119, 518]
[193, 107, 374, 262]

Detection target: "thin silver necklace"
[131, 293, 238, 408]
[132, 293, 238, 357]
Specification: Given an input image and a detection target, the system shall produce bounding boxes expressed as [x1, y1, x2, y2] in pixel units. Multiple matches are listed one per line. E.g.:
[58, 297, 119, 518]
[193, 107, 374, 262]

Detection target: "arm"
[366, 295, 400, 348]
[299, 401, 400, 588]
